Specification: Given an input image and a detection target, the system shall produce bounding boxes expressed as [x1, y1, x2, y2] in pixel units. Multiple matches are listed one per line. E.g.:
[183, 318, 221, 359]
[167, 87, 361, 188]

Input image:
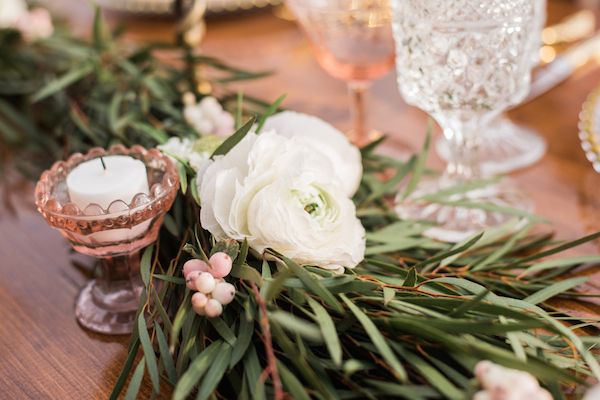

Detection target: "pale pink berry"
[195, 272, 216, 294]
[191, 292, 208, 315]
[183, 259, 209, 279]
[212, 282, 236, 305]
[185, 270, 202, 290]
[204, 299, 223, 318]
[208, 252, 233, 278]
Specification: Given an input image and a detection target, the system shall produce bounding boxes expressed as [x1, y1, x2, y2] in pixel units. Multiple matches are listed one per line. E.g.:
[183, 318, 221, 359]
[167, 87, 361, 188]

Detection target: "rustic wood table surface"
[2, 0, 600, 398]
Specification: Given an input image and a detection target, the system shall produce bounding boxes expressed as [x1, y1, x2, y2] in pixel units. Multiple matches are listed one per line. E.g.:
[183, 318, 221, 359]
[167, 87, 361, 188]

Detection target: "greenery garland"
[3, 10, 600, 400]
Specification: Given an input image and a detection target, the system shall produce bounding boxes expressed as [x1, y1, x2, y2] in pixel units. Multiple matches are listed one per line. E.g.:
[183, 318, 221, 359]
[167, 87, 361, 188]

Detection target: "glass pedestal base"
[395, 177, 532, 242]
[436, 117, 547, 176]
[75, 253, 143, 335]
[75, 280, 140, 335]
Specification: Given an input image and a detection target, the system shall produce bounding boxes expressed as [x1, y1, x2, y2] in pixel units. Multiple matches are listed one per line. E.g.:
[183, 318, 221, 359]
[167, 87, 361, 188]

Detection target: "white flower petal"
[262, 111, 363, 197]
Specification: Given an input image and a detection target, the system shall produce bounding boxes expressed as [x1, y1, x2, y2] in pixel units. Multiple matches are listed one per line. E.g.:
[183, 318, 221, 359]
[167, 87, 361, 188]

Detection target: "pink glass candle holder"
[35, 145, 179, 335]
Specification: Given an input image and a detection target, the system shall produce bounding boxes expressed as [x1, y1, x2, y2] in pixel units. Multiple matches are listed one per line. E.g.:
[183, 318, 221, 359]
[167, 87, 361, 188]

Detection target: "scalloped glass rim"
[579, 85, 600, 173]
[34, 144, 179, 221]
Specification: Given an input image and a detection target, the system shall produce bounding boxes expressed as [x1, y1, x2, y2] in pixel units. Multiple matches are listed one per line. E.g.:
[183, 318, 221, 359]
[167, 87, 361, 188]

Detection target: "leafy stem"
[250, 281, 286, 400]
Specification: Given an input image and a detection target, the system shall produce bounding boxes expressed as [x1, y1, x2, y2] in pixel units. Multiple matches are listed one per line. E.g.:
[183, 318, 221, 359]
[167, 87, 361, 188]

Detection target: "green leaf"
[394, 348, 463, 400]
[415, 233, 483, 270]
[235, 91, 244, 129]
[140, 245, 154, 287]
[155, 324, 177, 384]
[231, 263, 262, 285]
[137, 313, 160, 393]
[191, 178, 201, 205]
[364, 156, 416, 203]
[92, 7, 109, 49]
[211, 116, 256, 158]
[244, 346, 266, 400]
[277, 253, 343, 313]
[195, 344, 232, 400]
[108, 93, 123, 134]
[230, 315, 254, 368]
[124, 358, 146, 400]
[173, 340, 223, 400]
[507, 231, 600, 268]
[131, 122, 168, 144]
[522, 255, 600, 277]
[109, 339, 140, 400]
[365, 380, 439, 399]
[383, 287, 395, 306]
[270, 311, 323, 342]
[153, 274, 185, 285]
[31, 63, 94, 103]
[278, 362, 311, 400]
[263, 268, 293, 302]
[177, 162, 188, 195]
[152, 288, 173, 334]
[449, 289, 490, 318]
[308, 297, 342, 366]
[255, 94, 286, 133]
[524, 277, 588, 305]
[209, 317, 237, 346]
[401, 120, 431, 200]
[341, 294, 407, 381]
[403, 267, 417, 287]
[471, 224, 532, 271]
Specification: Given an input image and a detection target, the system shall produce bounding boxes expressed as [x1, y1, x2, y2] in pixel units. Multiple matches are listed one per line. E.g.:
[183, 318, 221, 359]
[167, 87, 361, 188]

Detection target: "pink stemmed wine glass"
[286, 0, 394, 146]
[35, 145, 179, 335]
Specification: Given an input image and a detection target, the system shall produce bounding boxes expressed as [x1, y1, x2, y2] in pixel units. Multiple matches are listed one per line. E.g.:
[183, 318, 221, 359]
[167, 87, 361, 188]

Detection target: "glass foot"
[395, 177, 532, 242]
[75, 253, 143, 335]
[348, 129, 384, 147]
[75, 278, 141, 335]
[436, 117, 547, 176]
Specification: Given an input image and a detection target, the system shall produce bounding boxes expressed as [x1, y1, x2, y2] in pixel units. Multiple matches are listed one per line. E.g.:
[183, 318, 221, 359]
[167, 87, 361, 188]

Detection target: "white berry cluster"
[183, 93, 235, 137]
[183, 252, 236, 318]
[473, 361, 552, 400]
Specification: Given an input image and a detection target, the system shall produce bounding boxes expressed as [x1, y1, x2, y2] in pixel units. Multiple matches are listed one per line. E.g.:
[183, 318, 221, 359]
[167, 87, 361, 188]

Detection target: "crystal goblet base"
[395, 176, 532, 243]
[436, 116, 547, 176]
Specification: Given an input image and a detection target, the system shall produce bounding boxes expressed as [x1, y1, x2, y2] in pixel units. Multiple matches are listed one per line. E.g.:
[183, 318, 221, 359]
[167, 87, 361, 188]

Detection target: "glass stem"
[444, 126, 481, 182]
[93, 252, 143, 309]
[348, 80, 370, 145]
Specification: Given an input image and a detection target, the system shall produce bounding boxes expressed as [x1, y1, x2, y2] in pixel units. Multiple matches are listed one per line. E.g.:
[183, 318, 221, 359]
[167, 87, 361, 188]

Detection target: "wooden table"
[2, 1, 600, 398]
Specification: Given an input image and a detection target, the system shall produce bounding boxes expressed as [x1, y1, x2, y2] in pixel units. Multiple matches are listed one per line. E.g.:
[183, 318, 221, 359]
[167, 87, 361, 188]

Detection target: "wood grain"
[1, 1, 600, 398]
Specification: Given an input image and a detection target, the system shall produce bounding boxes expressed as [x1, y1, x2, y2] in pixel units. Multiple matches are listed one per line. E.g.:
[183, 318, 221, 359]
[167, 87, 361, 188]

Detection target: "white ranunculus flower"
[15, 8, 54, 42]
[262, 111, 363, 197]
[158, 135, 223, 175]
[0, 0, 27, 28]
[199, 130, 365, 272]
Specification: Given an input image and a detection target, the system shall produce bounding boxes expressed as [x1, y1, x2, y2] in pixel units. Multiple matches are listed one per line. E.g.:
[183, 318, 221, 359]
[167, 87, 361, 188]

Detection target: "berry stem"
[250, 282, 285, 400]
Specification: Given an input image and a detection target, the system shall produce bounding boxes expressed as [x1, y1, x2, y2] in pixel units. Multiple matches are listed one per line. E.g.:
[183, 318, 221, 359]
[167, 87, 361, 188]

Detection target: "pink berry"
[185, 270, 202, 290]
[212, 282, 236, 305]
[191, 292, 208, 315]
[194, 272, 216, 294]
[183, 259, 209, 279]
[208, 252, 233, 278]
[204, 299, 223, 318]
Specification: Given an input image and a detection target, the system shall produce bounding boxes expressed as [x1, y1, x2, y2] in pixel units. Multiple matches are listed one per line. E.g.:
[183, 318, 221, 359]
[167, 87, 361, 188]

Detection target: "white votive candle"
[67, 155, 150, 243]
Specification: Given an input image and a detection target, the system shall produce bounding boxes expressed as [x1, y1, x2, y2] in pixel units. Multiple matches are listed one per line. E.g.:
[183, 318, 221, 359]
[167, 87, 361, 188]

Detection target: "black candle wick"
[100, 156, 107, 170]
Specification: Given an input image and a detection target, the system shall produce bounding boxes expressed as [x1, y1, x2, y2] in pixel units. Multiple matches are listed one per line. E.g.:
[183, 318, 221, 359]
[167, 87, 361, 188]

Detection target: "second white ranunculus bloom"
[198, 128, 365, 272]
